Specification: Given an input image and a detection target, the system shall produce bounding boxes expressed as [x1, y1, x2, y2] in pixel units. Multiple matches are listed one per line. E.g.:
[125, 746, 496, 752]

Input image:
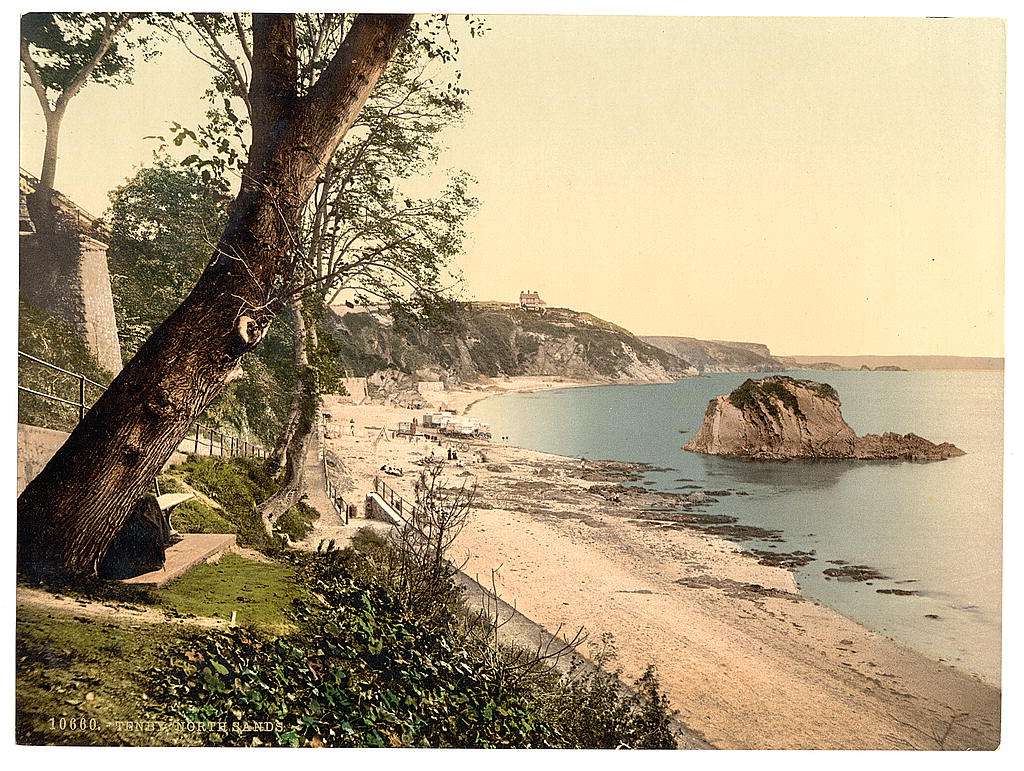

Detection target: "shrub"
[275, 501, 319, 542]
[171, 457, 279, 548]
[169, 500, 237, 535]
[157, 537, 679, 749]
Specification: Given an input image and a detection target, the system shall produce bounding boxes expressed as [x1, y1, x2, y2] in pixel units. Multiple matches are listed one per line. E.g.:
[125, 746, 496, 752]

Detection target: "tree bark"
[39, 108, 64, 191]
[269, 295, 311, 472]
[17, 13, 413, 576]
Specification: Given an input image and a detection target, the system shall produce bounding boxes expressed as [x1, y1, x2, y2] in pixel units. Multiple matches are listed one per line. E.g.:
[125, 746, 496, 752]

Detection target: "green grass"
[728, 376, 804, 421]
[151, 552, 308, 630]
[165, 456, 279, 548]
[16, 608, 203, 746]
[169, 499, 238, 535]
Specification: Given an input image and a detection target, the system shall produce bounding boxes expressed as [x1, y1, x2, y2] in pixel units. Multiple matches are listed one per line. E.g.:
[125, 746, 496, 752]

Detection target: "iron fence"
[18, 350, 267, 460]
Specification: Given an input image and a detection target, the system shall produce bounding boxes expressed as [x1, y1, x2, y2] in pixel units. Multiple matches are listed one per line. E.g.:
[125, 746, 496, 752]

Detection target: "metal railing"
[18, 350, 267, 460]
[318, 408, 346, 523]
[17, 351, 106, 422]
[373, 475, 427, 529]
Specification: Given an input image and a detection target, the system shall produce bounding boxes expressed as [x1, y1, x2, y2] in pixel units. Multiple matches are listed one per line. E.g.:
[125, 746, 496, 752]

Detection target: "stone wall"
[16, 423, 242, 495]
[19, 174, 123, 374]
[16, 424, 73, 496]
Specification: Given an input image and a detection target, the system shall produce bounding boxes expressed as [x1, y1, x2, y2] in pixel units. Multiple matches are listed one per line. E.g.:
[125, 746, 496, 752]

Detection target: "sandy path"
[320, 378, 1000, 750]
[16, 587, 229, 628]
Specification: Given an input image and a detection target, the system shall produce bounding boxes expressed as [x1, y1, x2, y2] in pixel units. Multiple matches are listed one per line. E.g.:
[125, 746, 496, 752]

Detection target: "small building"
[519, 290, 547, 312]
[420, 410, 491, 439]
[422, 410, 456, 428]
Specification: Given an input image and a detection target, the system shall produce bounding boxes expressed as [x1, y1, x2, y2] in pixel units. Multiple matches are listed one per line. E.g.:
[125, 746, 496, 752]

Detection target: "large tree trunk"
[17, 13, 413, 577]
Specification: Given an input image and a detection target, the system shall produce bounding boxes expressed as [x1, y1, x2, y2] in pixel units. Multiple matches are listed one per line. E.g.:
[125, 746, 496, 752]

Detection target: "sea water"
[469, 370, 1003, 685]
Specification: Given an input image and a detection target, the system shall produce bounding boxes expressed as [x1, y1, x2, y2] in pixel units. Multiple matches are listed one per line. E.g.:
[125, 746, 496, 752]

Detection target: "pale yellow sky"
[20, 15, 1005, 357]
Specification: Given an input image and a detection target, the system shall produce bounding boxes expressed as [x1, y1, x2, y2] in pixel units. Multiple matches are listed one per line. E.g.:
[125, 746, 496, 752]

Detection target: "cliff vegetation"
[325, 302, 695, 384]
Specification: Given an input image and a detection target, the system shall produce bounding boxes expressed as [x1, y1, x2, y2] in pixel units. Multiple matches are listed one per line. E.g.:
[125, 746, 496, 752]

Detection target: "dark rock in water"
[684, 375, 965, 461]
[822, 564, 890, 582]
[876, 588, 920, 596]
[750, 549, 816, 570]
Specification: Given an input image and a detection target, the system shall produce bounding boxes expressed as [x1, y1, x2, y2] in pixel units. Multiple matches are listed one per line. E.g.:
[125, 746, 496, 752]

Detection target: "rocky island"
[684, 375, 965, 460]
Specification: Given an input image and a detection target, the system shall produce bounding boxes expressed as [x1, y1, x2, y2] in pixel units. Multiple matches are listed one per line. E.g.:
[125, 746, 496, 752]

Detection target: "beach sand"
[318, 376, 1000, 750]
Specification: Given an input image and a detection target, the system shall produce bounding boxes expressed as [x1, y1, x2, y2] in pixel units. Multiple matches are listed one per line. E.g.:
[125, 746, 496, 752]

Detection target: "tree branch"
[233, 12, 253, 66]
[55, 12, 130, 112]
[19, 36, 52, 117]
[195, 13, 253, 113]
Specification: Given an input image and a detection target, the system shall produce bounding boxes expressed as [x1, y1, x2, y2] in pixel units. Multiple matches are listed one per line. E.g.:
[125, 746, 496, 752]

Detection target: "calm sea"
[469, 370, 1003, 685]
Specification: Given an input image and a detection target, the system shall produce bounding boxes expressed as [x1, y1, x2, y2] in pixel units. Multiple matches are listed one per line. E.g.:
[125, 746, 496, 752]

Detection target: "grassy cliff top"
[726, 375, 840, 421]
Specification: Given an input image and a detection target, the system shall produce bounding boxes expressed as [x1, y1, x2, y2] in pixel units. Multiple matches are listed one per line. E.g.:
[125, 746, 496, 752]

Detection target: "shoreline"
[320, 375, 1000, 750]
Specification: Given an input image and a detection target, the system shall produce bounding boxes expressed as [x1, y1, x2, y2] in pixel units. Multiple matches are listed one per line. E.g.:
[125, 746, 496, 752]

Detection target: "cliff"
[324, 302, 697, 386]
[776, 357, 906, 371]
[684, 376, 965, 461]
[779, 354, 1003, 371]
[642, 335, 786, 373]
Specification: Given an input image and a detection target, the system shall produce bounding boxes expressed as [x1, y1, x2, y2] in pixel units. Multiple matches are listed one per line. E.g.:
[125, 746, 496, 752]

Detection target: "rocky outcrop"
[684, 376, 965, 461]
[777, 358, 846, 371]
[325, 302, 697, 386]
[642, 335, 786, 373]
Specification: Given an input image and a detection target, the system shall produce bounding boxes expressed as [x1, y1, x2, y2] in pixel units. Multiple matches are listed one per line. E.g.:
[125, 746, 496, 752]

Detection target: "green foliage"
[299, 297, 347, 395]
[156, 541, 678, 748]
[727, 376, 840, 425]
[159, 555, 554, 748]
[226, 320, 300, 446]
[810, 381, 840, 402]
[105, 159, 296, 446]
[275, 502, 320, 542]
[159, 13, 479, 355]
[20, 13, 151, 100]
[324, 303, 691, 381]
[169, 457, 279, 549]
[349, 526, 388, 552]
[544, 636, 677, 749]
[728, 377, 805, 422]
[18, 300, 113, 431]
[106, 157, 229, 359]
[168, 499, 237, 535]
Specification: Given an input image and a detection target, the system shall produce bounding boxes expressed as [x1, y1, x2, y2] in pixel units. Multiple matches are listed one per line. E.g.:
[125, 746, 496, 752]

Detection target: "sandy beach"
[318, 376, 1000, 750]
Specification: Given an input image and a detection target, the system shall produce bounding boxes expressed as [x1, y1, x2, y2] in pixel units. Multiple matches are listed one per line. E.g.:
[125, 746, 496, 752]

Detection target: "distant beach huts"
[400, 410, 492, 439]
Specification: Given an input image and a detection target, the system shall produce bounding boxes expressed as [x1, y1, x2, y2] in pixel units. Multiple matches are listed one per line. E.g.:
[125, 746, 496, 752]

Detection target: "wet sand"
[320, 377, 1000, 750]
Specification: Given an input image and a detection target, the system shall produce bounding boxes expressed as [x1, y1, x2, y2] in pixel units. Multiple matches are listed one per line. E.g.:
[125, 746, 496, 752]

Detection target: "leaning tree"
[17, 13, 414, 577]
[154, 13, 481, 527]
